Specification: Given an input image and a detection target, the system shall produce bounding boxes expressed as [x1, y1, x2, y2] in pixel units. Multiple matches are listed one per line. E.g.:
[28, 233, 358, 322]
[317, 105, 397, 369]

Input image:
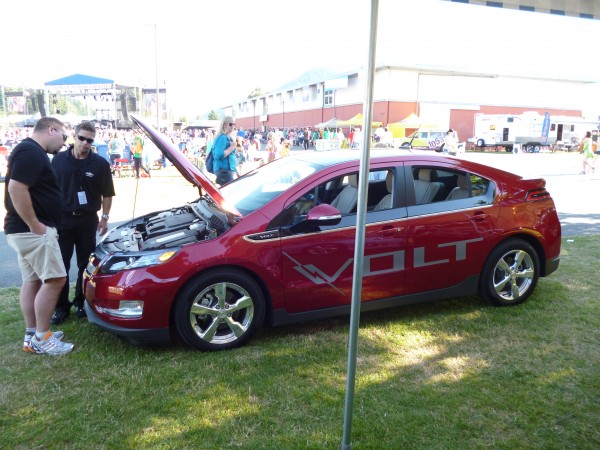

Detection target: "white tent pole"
[341, 0, 379, 449]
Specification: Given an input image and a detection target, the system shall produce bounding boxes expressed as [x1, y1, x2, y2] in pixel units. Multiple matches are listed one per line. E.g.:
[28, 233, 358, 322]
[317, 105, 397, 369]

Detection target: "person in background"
[211, 116, 238, 186]
[444, 128, 458, 154]
[131, 130, 151, 178]
[281, 139, 291, 157]
[353, 127, 363, 148]
[383, 127, 394, 148]
[4, 117, 74, 355]
[107, 131, 125, 172]
[579, 131, 594, 174]
[50, 121, 115, 325]
[304, 127, 311, 150]
[266, 132, 281, 162]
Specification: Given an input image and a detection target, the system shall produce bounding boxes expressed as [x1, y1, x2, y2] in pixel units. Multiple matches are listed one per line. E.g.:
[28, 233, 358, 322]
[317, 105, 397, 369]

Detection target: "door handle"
[469, 211, 489, 222]
[377, 225, 400, 237]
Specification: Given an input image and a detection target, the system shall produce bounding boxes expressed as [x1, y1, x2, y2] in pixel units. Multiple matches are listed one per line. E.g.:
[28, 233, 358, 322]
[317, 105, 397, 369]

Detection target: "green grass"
[1, 236, 599, 449]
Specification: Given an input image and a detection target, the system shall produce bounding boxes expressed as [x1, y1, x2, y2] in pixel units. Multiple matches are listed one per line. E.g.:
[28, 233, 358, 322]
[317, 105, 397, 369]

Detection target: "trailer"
[473, 112, 598, 152]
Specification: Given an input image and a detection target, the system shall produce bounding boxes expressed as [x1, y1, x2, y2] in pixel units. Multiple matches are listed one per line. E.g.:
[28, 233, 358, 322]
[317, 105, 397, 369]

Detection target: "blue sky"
[2, 0, 598, 117]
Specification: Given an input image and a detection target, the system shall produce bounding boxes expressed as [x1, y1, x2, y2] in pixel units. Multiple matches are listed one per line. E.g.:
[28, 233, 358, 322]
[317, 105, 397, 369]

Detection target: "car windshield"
[220, 157, 320, 215]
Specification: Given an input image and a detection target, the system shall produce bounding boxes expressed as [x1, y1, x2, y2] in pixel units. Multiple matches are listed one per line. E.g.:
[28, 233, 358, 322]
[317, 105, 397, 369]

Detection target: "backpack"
[205, 151, 215, 174]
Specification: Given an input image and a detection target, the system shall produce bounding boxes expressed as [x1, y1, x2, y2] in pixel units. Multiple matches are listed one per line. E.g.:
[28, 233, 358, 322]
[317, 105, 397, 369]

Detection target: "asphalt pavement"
[1, 150, 598, 288]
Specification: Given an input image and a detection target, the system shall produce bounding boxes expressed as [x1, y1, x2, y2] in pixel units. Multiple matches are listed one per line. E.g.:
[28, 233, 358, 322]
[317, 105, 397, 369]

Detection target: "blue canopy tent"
[43, 73, 126, 128]
[45, 73, 114, 88]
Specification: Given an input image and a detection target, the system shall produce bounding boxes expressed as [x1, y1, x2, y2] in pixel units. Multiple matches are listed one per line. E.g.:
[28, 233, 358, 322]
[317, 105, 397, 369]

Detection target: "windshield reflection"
[220, 158, 319, 215]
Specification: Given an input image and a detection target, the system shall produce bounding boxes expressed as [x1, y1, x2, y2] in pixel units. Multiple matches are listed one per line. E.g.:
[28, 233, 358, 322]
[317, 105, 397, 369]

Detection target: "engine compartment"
[101, 198, 231, 253]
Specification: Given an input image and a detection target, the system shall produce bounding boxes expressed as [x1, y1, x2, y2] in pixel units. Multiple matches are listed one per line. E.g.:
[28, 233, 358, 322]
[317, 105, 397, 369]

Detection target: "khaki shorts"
[6, 226, 67, 282]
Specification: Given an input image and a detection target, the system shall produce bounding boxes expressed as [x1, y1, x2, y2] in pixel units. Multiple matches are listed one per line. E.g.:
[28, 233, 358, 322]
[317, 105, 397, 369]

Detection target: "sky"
[2, 0, 599, 118]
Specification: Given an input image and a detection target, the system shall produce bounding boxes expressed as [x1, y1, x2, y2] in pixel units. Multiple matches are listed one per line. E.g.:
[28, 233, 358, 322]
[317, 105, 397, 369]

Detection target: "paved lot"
[0, 150, 598, 287]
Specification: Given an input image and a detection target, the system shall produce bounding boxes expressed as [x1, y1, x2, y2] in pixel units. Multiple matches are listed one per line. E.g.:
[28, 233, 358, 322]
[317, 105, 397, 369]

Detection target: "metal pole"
[341, 1, 379, 449]
[155, 23, 160, 130]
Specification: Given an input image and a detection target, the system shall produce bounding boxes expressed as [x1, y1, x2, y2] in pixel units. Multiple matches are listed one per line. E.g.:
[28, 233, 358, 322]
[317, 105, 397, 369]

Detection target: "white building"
[227, 64, 600, 144]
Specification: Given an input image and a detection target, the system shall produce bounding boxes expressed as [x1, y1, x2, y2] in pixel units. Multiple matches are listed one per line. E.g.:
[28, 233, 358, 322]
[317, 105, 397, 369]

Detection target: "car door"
[275, 166, 408, 314]
[403, 164, 499, 294]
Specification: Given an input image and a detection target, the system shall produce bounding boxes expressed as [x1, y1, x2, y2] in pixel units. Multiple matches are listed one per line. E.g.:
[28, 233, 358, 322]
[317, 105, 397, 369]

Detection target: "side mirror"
[306, 204, 342, 226]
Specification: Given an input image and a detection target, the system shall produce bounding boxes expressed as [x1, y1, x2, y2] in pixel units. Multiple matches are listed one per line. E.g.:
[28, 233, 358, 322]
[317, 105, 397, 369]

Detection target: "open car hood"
[131, 115, 240, 218]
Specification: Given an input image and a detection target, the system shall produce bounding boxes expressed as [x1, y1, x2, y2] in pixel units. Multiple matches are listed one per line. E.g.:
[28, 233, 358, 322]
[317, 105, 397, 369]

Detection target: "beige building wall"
[439, 0, 598, 19]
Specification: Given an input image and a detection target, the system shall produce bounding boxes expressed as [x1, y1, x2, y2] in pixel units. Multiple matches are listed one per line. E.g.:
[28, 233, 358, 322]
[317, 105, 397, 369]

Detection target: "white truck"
[472, 112, 598, 152]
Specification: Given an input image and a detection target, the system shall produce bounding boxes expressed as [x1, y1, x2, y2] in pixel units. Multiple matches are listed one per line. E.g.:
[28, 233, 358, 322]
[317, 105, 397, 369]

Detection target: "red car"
[83, 116, 561, 351]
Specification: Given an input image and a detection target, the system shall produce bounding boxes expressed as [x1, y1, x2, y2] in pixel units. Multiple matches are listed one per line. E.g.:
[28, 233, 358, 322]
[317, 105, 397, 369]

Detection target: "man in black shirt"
[50, 121, 115, 324]
[4, 117, 75, 355]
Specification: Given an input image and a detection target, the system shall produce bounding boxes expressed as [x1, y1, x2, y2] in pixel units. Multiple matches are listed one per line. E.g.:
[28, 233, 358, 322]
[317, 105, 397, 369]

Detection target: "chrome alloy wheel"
[492, 249, 535, 302]
[189, 281, 255, 345]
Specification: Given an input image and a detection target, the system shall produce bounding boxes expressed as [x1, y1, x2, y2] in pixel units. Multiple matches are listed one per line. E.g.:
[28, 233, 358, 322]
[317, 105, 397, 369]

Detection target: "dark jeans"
[133, 157, 150, 178]
[56, 212, 99, 311]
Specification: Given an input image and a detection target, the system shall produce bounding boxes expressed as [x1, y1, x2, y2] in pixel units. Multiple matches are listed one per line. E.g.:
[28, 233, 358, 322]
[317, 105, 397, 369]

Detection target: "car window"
[411, 166, 493, 206]
[272, 169, 396, 231]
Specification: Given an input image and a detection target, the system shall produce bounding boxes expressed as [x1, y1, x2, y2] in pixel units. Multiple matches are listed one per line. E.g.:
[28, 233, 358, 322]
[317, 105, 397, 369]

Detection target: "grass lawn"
[1, 236, 599, 449]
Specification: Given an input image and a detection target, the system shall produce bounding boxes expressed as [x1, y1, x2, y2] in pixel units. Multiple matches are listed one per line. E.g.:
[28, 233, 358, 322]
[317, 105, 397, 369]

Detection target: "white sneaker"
[30, 331, 74, 356]
[23, 330, 64, 353]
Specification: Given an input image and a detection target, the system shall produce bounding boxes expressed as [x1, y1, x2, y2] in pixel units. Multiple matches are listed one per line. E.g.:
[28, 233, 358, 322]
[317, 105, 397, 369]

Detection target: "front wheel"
[479, 238, 539, 306]
[174, 269, 265, 351]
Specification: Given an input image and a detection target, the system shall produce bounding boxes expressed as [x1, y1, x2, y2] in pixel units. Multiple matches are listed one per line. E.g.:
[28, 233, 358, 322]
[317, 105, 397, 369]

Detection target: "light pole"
[252, 98, 256, 132]
[154, 23, 160, 130]
[282, 100, 285, 129]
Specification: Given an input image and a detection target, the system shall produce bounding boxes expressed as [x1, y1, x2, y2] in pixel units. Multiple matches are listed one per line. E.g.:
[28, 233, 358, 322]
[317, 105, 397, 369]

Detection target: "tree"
[208, 110, 220, 120]
[247, 88, 263, 99]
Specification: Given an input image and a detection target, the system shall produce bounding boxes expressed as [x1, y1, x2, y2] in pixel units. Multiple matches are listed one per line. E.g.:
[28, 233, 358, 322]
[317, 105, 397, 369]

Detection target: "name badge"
[78, 191, 88, 205]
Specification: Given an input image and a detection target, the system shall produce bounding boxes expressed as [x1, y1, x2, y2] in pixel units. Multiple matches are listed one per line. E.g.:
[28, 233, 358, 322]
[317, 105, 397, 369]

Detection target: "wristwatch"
[101, 214, 110, 220]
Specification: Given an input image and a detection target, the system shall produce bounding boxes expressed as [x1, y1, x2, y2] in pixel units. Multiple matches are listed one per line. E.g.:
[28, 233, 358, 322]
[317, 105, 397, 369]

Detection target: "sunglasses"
[228, 123, 235, 127]
[77, 135, 95, 144]
[51, 127, 68, 141]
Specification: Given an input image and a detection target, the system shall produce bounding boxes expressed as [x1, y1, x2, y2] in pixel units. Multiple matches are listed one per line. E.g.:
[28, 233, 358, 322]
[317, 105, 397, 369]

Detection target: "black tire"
[400, 142, 411, 148]
[476, 138, 485, 148]
[479, 238, 539, 306]
[174, 269, 265, 351]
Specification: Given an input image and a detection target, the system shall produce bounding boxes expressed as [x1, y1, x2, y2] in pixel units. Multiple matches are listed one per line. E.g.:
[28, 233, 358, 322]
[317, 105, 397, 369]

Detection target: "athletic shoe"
[23, 330, 64, 353]
[30, 331, 74, 356]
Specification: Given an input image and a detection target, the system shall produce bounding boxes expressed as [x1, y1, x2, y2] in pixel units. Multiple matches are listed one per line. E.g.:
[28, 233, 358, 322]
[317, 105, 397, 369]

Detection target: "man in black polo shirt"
[50, 121, 115, 324]
[4, 116, 75, 355]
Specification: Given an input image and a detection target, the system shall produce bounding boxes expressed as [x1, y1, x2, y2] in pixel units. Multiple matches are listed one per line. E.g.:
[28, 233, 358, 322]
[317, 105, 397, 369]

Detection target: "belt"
[68, 210, 94, 216]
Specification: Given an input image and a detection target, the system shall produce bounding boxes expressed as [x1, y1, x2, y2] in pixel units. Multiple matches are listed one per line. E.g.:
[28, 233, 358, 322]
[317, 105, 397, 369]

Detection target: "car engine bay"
[100, 198, 230, 253]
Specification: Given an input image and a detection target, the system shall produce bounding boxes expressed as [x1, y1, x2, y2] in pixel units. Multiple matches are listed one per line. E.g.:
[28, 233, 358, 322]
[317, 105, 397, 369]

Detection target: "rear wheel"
[479, 238, 539, 306]
[476, 138, 485, 148]
[174, 269, 265, 351]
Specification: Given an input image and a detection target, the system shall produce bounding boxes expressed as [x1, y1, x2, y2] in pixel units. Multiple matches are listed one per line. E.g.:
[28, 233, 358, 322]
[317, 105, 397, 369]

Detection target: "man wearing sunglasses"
[50, 121, 115, 325]
[4, 117, 76, 355]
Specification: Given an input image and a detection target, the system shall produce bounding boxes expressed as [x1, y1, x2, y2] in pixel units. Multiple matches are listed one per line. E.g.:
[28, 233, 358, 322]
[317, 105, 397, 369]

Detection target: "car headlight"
[100, 250, 177, 274]
[98, 300, 144, 318]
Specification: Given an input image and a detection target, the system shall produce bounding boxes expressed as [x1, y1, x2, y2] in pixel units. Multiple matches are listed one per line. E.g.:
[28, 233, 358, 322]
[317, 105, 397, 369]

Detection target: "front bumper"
[85, 301, 171, 346]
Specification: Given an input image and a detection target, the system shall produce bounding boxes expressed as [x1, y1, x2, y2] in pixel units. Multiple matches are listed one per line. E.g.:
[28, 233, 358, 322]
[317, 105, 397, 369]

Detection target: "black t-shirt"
[4, 138, 64, 234]
[51, 146, 115, 213]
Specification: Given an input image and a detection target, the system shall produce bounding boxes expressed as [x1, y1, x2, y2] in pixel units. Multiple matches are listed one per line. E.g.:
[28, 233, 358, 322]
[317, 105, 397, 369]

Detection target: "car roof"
[287, 149, 522, 182]
[289, 149, 417, 166]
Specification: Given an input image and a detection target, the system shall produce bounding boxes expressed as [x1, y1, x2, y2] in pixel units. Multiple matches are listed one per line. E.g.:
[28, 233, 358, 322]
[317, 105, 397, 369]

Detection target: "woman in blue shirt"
[211, 116, 238, 185]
